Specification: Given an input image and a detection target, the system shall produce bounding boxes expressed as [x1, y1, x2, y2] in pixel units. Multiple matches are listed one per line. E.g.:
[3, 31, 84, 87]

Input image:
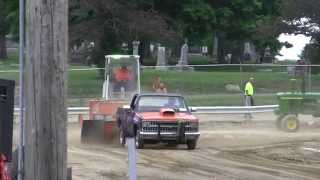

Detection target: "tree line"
[1, 0, 320, 65]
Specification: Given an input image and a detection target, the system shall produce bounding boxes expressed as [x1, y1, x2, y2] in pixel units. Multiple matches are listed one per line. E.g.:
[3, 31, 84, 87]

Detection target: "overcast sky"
[276, 34, 311, 61]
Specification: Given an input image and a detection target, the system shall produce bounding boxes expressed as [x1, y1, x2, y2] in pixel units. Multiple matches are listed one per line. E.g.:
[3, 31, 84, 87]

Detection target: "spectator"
[152, 76, 168, 93]
[156, 83, 167, 94]
[152, 75, 161, 91]
[244, 77, 255, 120]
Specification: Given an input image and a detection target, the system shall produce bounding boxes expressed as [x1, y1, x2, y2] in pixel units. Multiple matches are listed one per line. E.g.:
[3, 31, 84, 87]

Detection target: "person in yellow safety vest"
[244, 77, 255, 119]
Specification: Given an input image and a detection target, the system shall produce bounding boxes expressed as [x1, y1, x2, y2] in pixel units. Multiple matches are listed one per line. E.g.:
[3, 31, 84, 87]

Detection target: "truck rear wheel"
[135, 130, 144, 149]
[119, 130, 126, 147]
[187, 140, 197, 150]
[281, 114, 300, 132]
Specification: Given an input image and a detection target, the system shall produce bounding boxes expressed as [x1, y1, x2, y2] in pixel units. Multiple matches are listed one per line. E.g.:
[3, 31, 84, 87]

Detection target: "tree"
[281, 0, 320, 37]
[0, 0, 8, 59]
[69, 0, 179, 66]
[212, 0, 281, 63]
[281, 0, 320, 65]
[0, 0, 19, 60]
[69, 0, 283, 65]
[301, 42, 320, 74]
[5, 0, 19, 39]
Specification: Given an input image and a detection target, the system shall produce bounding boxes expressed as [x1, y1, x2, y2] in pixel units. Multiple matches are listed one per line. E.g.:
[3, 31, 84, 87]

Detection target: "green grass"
[185, 94, 277, 106]
[1, 52, 320, 106]
[140, 69, 301, 94]
[0, 52, 20, 70]
[2, 52, 19, 64]
[68, 69, 104, 98]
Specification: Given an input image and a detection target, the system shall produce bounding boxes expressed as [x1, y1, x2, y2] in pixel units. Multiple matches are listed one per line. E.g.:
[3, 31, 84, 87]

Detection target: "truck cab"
[117, 94, 200, 150]
[102, 55, 140, 100]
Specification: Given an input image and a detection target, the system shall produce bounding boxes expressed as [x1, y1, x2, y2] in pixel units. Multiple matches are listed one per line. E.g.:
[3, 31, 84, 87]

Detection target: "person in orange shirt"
[113, 64, 133, 92]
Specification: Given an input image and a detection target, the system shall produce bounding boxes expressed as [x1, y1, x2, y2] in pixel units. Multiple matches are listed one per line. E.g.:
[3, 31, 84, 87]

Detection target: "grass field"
[1, 52, 319, 106]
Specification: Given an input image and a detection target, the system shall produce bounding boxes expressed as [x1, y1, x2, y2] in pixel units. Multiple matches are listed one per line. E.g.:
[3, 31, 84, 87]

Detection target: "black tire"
[119, 129, 126, 147]
[135, 130, 144, 149]
[186, 140, 197, 150]
[281, 114, 300, 132]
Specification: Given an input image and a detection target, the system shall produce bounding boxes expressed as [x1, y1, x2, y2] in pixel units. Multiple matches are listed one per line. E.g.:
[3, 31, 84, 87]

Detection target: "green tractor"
[276, 91, 320, 132]
[276, 62, 320, 132]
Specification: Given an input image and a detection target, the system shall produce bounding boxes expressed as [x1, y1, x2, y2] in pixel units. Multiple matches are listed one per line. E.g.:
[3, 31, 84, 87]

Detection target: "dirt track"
[68, 113, 320, 180]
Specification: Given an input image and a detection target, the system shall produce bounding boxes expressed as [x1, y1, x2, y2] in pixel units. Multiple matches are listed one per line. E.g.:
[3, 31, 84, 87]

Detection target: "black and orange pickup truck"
[116, 93, 200, 149]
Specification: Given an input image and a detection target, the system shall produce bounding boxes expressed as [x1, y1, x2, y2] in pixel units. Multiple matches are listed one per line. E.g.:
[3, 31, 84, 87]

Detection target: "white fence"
[14, 105, 278, 116]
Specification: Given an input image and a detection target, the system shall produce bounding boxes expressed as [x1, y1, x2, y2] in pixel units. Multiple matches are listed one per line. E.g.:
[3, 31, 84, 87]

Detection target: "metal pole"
[127, 138, 137, 180]
[18, 0, 25, 179]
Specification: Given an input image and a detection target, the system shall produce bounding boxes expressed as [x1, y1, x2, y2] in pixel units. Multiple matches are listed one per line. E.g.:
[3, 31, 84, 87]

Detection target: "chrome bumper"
[140, 131, 200, 140]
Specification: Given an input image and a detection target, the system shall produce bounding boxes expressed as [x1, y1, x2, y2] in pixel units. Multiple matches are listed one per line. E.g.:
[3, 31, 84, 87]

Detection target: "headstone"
[250, 43, 258, 63]
[225, 54, 232, 64]
[243, 42, 251, 61]
[176, 39, 193, 71]
[132, 40, 140, 55]
[202, 46, 208, 55]
[121, 42, 128, 53]
[150, 44, 154, 53]
[243, 42, 258, 62]
[178, 39, 189, 66]
[263, 46, 272, 63]
[212, 34, 218, 60]
[156, 46, 166, 70]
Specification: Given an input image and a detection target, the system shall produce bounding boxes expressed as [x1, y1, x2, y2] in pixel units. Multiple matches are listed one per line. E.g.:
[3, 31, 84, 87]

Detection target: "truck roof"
[137, 93, 183, 97]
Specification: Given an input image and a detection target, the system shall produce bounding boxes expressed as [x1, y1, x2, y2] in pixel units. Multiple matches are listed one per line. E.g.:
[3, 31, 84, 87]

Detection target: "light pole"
[18, 0, 26, 179]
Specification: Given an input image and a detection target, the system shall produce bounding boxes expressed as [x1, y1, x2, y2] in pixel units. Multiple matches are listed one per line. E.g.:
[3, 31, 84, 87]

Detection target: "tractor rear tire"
[281, 114, 300, 132]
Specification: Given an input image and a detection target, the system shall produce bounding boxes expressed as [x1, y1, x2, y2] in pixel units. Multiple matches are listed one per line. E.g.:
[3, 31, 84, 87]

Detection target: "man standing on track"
[244, 77, 255, 120]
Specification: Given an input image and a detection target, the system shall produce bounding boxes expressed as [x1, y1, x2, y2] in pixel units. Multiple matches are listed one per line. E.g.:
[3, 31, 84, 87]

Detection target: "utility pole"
[24, 0, 68, 179]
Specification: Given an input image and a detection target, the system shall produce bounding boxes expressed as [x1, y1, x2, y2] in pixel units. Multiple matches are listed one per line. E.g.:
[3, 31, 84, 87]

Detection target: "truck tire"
[281, 114, 300, 132]
[135, 130, 144, 149]
[187, 140, 197, 150]
[119, 129, 126, 147]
